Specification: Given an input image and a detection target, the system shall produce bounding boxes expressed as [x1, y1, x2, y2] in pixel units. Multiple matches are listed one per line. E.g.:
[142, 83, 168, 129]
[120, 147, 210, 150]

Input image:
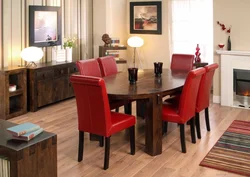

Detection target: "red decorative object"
[195, 44, 201, 63]
[217, 21, 231, 34]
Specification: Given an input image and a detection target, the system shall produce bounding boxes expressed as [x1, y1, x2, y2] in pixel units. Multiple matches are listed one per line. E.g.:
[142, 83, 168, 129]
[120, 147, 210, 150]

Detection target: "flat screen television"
[29, 6, 62, 47]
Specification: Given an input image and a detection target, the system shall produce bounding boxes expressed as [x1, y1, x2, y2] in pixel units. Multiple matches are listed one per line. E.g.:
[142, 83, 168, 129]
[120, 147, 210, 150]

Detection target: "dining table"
[103, 69, 187, 156]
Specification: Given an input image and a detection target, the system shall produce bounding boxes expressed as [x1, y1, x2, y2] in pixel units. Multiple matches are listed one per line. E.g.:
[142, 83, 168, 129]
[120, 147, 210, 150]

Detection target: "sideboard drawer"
[36, 70, 54, 80]
[54, 67, 68, 77]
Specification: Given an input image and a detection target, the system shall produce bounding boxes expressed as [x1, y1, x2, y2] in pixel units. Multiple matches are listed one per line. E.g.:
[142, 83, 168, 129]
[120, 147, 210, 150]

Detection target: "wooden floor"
[10, 98, 250, 177]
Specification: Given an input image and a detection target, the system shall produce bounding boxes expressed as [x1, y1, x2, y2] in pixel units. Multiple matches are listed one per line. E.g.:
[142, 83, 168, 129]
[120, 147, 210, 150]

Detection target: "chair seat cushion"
[108, 112, 136, 136]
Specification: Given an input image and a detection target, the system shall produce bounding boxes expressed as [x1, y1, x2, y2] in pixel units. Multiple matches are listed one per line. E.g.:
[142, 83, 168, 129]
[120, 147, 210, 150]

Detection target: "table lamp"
[20, 47, 43, 67]
[127, 36, 144, 84]
[127, 36, 144, 68]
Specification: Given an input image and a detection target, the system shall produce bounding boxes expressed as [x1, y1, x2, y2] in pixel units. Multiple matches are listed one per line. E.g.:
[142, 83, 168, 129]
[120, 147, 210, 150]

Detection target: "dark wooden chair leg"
[195, 112, 201, 139]
[115, 108, 119, 112]
[124, 102, 132, 115]
[130, 126, 135, 155]
[104, 137, 110, 170]
[78, 131, 84, 162]
[162, 121, 168, 135]
[205, 107, 210, 131]
[99, 136, 104, 147]
[190, 117, 196, 143]
[180, 124, 186, 153]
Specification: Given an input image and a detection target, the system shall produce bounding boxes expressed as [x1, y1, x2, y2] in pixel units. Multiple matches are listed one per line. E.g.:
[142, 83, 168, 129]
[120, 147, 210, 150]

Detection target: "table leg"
[144, 94, 162, 156]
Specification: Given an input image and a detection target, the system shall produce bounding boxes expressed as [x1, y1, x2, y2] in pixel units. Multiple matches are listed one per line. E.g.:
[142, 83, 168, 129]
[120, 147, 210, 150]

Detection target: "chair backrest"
[70, 75, 112, 137]
[196, 63, 219, 112]
[178, 67, 206, 122]
[170, 54, 194, 72]
[76, 58, 102, 77]
[97, 56, 118, 77]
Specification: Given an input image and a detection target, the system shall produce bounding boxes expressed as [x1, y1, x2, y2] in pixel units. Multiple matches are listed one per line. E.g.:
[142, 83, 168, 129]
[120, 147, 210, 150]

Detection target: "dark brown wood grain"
[0, 67, 27, 120]
[104, 69, 187, 156]
[27, 62, 78, 112]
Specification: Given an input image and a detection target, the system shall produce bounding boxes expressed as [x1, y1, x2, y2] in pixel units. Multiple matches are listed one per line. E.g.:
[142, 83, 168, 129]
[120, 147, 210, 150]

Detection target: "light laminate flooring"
[10, 98, 250, 177]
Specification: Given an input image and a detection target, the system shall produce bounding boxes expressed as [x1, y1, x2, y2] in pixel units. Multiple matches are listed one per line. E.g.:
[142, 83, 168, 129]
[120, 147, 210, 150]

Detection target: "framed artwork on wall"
[29, 6, 62, 47]
[130, 1, 162, 35]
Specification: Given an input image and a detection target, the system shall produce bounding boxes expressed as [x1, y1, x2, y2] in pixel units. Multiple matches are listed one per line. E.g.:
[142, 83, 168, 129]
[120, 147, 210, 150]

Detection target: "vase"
[128, 68, 138, 84]
[227, 36, 231, 51]
[154, 62, 163, 77]
[66, 47, 72, 62]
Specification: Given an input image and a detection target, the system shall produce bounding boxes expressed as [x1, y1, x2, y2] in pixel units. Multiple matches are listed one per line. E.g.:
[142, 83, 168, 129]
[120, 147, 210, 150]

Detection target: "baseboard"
[213, 95, 220, 103]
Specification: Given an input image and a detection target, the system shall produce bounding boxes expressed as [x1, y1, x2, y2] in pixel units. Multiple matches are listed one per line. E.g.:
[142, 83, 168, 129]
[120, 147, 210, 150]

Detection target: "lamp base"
[26, 62, 37, 67]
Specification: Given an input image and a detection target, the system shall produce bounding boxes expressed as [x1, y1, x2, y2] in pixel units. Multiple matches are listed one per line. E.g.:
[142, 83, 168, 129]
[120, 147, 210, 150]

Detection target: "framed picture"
[29, 6, 62, 47]
[130, 1, 162, 35]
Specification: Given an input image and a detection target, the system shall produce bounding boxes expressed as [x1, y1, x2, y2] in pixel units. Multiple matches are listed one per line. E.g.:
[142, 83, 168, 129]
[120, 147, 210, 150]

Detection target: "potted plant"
[63, 37, 77, 62]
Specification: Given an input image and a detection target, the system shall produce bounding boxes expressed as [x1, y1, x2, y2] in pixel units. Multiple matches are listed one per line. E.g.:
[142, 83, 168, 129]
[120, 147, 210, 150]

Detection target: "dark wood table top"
[104, 69, 187, 99]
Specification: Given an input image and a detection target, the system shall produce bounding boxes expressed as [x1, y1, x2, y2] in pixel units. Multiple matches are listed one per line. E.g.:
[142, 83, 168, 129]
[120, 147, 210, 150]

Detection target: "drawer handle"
[60, 70, 64, 74]
[42, 74, 45, 78]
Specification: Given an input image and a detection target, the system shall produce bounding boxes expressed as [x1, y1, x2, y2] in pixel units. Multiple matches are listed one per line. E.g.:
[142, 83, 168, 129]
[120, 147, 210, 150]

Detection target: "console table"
[0, 119, 57, 177]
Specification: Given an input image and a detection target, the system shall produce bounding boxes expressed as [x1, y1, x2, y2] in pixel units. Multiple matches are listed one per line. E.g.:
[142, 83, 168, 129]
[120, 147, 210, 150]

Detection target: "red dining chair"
[170, 54, 194, 72]
[76, 58, 123, 112]
[162, 67, 205, 153]
[76, 58, 102, 77]
[97, 56, 133, 114]
[195, 63, 219, 139]
[97, 56, 118, 77]
[70, 75, 136, 170]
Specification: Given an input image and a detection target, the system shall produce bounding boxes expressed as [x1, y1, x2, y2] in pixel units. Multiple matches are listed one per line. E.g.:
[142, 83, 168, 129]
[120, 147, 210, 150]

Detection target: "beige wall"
[213, 0, 250, 99]
[127, 0, 170, 69]
[0, 0, 92, 68]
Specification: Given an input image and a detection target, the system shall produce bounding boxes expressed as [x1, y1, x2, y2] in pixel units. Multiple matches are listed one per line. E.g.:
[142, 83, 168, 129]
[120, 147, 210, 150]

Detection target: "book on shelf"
[0, 156, 10, 177]
[12, 128, 44, 141]
[7, 122, 40, 136]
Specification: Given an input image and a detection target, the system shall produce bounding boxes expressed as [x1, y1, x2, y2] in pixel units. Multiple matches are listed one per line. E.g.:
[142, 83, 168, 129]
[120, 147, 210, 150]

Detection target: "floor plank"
[9, 98, 250, 177]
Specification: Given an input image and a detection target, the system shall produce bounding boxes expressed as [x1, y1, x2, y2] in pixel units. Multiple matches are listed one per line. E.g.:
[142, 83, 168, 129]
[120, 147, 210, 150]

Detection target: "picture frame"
[130, 1, 162, 35]
[29, 6, 62, 47]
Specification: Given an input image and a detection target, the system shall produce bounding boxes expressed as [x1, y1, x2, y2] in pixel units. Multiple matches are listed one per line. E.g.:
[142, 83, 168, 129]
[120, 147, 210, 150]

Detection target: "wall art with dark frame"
[29, 6, 62, 47]
[130, 1, 162, 35]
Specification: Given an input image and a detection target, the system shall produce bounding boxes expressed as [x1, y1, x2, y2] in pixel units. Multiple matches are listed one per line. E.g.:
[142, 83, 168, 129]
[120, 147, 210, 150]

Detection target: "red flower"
[217, 21, 231, 34]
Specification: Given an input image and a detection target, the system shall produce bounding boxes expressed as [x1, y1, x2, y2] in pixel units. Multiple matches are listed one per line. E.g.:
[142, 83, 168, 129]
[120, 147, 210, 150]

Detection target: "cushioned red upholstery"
[162, 67, 205, 124]
[196, 63, 219, 112]
[97, 56, 118, 77]
[170, 54, 194, 72]
[76, 58, 102, 77]
[70, 75, 136, 137]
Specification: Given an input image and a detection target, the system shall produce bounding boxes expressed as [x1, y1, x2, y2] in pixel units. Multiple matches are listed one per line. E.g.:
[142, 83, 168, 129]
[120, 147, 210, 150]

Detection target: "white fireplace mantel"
[216, 50, 250, 107]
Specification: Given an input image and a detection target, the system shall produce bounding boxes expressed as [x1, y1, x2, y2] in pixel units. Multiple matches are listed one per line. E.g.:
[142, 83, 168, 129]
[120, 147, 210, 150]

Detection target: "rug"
[200, 120, 250, 176]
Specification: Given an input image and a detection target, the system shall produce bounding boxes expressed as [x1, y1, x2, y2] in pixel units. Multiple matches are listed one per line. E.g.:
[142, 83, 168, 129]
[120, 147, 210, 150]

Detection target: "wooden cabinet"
[0, 67, 27, 120]
[27, 62, 78, 112]
[0, 120, 57, 177]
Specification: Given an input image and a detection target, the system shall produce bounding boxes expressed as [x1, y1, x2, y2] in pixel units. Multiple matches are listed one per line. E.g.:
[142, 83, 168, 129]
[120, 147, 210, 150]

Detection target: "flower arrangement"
[63, 37, 77, 48]
[217, 21, 231, 34]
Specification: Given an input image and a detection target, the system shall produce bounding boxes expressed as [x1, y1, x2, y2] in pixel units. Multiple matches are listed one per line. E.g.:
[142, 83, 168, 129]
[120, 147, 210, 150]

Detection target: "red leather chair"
[162, 67, 205, 153]
[97, 56, 133, 114]
[76, 58, 102, 77]
[195, 63, 219, 139]
[70, 75, 136, 170]
[97, 56, 118, 77]
[170, 54, 194, 72]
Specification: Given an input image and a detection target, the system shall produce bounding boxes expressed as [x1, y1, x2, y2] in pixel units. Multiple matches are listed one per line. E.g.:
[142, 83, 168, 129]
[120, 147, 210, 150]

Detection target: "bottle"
[227, 36, 231, 51]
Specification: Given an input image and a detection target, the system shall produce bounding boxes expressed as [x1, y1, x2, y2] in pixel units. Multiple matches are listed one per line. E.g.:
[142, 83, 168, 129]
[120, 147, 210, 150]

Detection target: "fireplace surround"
[216, 50, 250, 108]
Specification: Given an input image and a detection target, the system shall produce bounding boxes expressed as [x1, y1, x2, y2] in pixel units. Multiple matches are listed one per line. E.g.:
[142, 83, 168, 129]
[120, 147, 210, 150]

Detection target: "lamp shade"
[20, 47, 43, 62]
[127, 36, 144, 48]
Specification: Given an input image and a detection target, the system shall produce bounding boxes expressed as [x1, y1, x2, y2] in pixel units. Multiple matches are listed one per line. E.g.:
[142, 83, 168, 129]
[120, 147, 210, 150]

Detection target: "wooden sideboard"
[27, 62, 78, 112]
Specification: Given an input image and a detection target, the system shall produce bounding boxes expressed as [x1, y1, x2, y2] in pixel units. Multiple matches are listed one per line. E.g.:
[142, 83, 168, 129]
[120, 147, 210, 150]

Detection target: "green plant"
[63, 37, 77, 48]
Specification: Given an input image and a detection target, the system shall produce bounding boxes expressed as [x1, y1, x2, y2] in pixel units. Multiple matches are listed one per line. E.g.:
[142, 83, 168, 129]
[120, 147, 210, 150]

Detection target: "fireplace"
[233, 69, 250, 108]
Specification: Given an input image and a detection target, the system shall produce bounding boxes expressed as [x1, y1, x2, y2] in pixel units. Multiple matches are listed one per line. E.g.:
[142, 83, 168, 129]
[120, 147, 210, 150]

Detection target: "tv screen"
[29, 6, 62, 47]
